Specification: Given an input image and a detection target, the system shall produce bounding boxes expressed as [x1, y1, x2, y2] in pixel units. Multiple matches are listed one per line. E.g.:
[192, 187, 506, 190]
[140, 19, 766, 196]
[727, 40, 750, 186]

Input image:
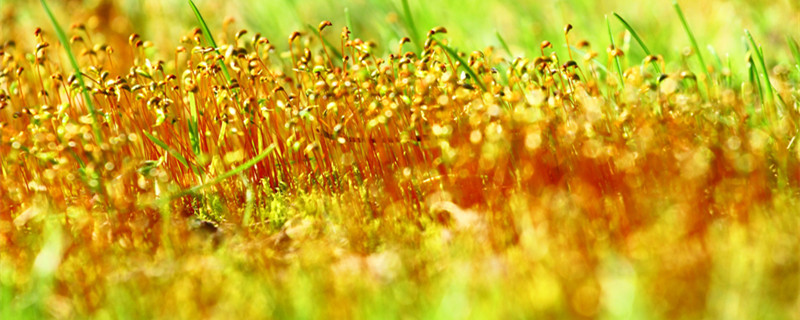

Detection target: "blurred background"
[3, 0, 799, 73]
[2, 1, 800, 319]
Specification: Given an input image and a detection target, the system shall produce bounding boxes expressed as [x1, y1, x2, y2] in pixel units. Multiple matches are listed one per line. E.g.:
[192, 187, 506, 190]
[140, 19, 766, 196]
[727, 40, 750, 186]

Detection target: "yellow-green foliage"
[1, 1, 800, 319]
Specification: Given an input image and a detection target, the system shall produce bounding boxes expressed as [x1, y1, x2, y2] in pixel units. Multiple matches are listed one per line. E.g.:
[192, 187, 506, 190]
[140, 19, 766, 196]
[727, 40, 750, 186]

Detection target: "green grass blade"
[726, 54, 733, 88]
[187, 91, 201, 157]
[748, 52, 764, 106]
[39, 1, 100, 191]
[612, 12, 660, 74]
[305, 24, 343, 61]
[570, 46, 610, 75]
[787, 36, 800, 74]
[40, 0, 103, 144]
[143, 130, 192, 170]
[606, 15, 625, 89]
[175, 144, 276, 198]
[494, 63, 509, 86]
[492, 33, 513, 87]
[400, 0, 422, 52]
[750, 70, 761, 118]
[438, 43, 487, 92]
[188, 0, 232, 83]
[673, 1, 711, 84]
[745, 30, 775, 106]
[495, 31, 513, 57]
[345, 7, 353, 32]
[707, 45, 723, 75]
[744, 38, 763, 122]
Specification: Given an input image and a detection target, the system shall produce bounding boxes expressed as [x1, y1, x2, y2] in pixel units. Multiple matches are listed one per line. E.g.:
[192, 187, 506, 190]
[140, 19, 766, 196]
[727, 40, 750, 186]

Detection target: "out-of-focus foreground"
[1, 0, 800, 319]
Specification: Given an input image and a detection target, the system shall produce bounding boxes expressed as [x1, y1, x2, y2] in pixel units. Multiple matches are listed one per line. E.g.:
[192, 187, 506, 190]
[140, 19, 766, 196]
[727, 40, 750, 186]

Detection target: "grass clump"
[1, 1, 800, 319]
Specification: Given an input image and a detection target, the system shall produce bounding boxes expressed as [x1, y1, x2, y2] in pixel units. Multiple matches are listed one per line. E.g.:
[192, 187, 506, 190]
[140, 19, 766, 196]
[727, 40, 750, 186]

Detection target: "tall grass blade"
[143, 130, 192, 171]
[494, 31, 513, 85]
[707, 45, 723, 75]
[606, 15, 625, 89]
[400, 0, 422, 52]
[612, 12, 660, 74]
[305, 24, 343, 60]
[745, 30, 775, 106]
[40, 0, 103, 144]
[174, 144, 276, 198]
[187, 91, 201, 157]
[345, 7, 353, 31]
[747, 57, 760, 117]
[673, 1, 711, 90]
[570, 46, 609, 75]
[787, 36, 800, 74]
[37, 3, 92, 171]
[726, 54, 732, 88]
[494, 63, 510, 86]
[438, 43, 487, 92]
[188, 0, 232, 83]
[495, 31, 513, 57]
[748, 51, 764, 107]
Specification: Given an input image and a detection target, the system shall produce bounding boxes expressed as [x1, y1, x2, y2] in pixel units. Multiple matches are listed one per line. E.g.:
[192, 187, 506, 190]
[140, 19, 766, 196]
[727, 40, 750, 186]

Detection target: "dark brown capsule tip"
[318, 21, 333, 32]
[427, 26, 447, 37]
[289, 31, 301, 43]
[235, 29, 248, 40]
